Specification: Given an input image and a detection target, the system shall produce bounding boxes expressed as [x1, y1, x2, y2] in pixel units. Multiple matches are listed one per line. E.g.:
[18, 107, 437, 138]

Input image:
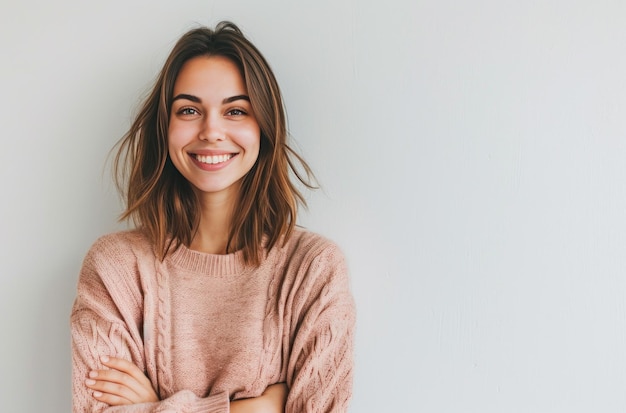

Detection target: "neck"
[190, 190, 237, 255]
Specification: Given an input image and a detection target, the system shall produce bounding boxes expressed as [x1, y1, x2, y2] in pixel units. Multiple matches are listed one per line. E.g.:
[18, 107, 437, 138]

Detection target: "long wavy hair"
[113, 21, 315, 265]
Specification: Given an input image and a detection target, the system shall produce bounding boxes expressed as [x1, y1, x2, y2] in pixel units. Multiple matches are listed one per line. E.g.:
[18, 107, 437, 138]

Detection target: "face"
[168, 55, 261, 200]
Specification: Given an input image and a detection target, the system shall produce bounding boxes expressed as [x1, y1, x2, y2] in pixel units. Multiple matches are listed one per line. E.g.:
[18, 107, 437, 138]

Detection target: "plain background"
[2, 0, 626, 411]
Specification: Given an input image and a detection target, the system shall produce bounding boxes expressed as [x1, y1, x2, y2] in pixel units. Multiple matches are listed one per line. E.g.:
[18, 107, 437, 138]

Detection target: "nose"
[199, 113, 225, 142]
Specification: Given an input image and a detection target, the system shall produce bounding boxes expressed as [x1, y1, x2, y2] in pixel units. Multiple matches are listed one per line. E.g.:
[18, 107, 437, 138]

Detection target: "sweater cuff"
[187, 391, 230, 413]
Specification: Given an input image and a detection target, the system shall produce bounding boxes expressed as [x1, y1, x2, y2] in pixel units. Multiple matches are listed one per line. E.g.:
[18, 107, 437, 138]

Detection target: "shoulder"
[85, 228, 154, 260]
[77, 229, 157, 309]
[273, 227, 350, 293]
[281, 227, 347, 268]
[82, 228, 156, 278]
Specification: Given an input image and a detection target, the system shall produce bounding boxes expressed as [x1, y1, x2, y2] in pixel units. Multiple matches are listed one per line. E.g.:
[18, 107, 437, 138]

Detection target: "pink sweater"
[71, 228, 355, 412]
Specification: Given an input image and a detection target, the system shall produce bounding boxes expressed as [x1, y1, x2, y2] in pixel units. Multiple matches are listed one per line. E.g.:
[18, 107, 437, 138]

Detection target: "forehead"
[174, 55, 246, 94]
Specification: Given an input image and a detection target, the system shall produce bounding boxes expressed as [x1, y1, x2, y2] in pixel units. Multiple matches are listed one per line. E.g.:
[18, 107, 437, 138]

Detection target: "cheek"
[167, 123, 190, 153]
[242, 125, 261, 158]
[166, 125, 189, 172]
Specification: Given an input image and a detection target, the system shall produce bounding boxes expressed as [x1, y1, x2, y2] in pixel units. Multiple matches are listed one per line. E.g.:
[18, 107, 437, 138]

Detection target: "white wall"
[2, 0, 626, 411]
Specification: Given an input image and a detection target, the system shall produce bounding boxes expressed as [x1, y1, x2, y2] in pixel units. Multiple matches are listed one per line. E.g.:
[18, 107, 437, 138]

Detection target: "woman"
[71, 21, 355, 412]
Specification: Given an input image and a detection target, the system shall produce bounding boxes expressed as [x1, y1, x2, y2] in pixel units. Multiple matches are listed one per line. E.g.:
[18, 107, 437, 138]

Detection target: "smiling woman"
[70, 22, 355, 413]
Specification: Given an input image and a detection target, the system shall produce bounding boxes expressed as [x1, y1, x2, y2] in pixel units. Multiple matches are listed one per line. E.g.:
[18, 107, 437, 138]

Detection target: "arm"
[83, 356, 286, 413]
[285, 244, 356, 413]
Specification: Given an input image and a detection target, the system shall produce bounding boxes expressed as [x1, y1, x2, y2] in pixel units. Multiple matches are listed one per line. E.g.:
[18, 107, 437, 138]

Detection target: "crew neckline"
[167, 243, 249, 275]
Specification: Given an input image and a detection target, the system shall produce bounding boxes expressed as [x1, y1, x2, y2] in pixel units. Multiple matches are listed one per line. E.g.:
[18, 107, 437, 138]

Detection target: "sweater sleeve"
[285, 242, 356, 413]
[71, 234, 230, 413]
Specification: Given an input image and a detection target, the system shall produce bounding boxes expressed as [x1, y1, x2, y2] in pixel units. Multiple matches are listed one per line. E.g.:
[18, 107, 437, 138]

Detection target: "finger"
[95, 356, 159, 403]
[89, 368, 136, 387]
[91, 389, 133, 406]
[86, 377, 136, 404]
[88, 368, 149, 403]
[101, 356, 155, 389]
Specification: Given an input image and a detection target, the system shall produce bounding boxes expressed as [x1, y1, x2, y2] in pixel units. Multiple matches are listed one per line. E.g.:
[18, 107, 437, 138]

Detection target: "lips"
[193, 153, 235, 165]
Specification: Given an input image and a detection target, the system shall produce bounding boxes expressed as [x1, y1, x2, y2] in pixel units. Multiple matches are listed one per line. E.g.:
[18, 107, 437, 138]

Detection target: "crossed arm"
[73, 233, 355, 413]
[84, 356, 287, 412]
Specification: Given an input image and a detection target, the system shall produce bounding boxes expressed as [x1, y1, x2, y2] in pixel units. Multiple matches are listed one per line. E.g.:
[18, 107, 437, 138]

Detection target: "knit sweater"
[71, 228, 355, 413]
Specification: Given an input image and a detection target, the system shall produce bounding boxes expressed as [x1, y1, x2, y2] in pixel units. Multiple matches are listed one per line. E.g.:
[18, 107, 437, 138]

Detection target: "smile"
[193, 154, 235, 165]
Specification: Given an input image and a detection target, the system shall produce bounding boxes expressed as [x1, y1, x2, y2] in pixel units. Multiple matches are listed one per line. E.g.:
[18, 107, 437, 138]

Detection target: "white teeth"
[195, 154, 234, 164]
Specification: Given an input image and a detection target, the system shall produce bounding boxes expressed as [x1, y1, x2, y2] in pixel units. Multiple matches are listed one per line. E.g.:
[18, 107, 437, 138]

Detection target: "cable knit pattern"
[71, 228, 355, 412]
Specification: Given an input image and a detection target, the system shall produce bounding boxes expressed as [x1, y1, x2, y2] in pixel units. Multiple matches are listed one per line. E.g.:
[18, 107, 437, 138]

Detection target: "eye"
[226, 108, 247, 116]
[177, 107, 199, 116]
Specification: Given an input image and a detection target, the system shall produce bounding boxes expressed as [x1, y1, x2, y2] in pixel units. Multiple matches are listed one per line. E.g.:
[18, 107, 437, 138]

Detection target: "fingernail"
[100, 355, 109, 363]
[93, 391, 103, 397]
[89, 371, 98, 378]
[85, 379, 96, 386]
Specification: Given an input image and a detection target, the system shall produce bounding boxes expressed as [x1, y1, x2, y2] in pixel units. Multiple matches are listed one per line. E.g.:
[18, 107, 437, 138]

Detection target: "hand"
[85, 356, 159, 406]
[230, 383, 288, 413]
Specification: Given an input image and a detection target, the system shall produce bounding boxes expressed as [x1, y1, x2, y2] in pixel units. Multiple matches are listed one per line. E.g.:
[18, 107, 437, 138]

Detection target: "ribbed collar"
[166, 244, 250, 276]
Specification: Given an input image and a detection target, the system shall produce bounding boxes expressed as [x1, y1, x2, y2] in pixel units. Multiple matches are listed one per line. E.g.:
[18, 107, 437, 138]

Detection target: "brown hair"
[113, 21, 315, 265]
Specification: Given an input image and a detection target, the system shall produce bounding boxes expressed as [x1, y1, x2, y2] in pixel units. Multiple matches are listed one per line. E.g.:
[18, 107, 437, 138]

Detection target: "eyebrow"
[172, 93, 250, 104]
[223, 94, 250, 104]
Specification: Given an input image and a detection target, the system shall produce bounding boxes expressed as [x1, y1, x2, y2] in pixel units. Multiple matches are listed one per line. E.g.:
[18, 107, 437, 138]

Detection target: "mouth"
[192, 153, 236, 165]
